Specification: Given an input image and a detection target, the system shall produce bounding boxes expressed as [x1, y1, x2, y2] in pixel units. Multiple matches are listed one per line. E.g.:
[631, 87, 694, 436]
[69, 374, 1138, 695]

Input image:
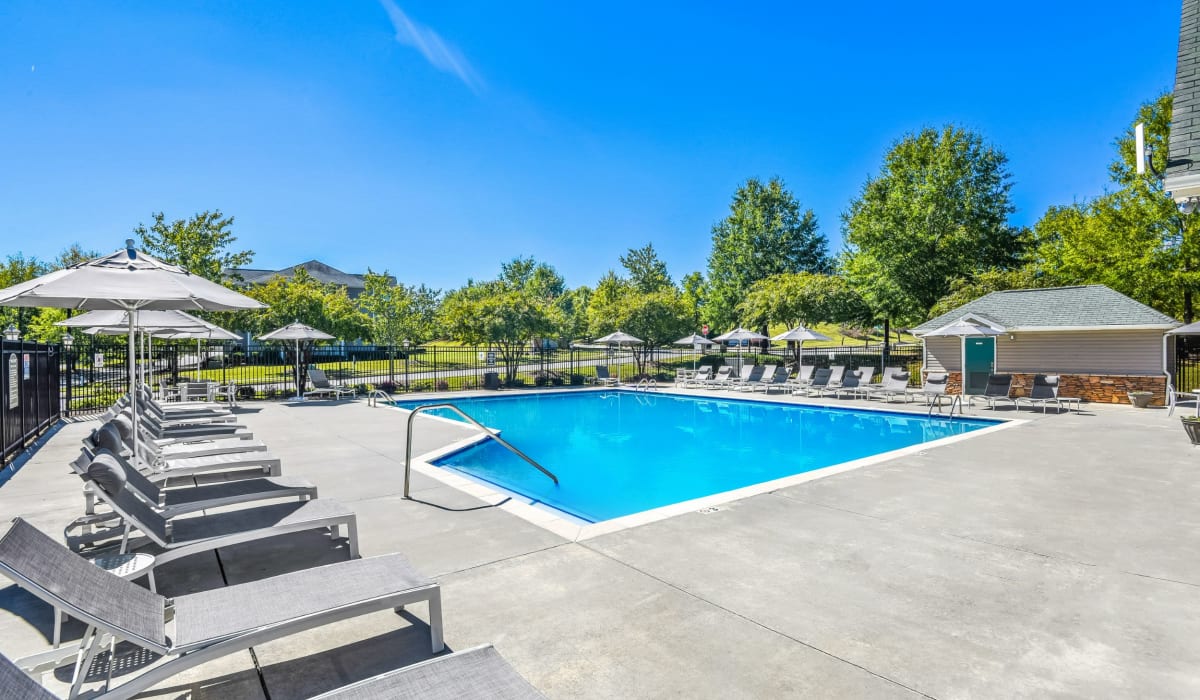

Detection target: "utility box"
[483, 371, 500, 390]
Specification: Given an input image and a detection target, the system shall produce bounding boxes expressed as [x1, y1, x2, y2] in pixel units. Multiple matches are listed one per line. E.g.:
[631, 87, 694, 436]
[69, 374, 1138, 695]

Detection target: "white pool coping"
[384, 388, 1027, 541]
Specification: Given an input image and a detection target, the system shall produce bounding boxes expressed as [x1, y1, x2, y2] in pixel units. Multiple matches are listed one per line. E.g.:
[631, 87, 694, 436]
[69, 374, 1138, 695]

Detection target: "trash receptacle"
[484, 372, 500, 389]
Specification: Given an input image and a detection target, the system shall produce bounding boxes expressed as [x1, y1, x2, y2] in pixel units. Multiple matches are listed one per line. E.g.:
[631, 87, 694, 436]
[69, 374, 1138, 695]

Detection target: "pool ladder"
[403, 403, 559, 499]
[927, 394, 963, 419]
[635, 378, 657, 392]
[366, 389, 394, 407]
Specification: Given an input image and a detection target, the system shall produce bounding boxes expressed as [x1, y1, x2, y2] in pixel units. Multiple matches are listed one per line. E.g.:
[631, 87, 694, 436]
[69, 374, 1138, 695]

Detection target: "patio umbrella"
[712, 327, 768, 368]
[771, 325, 831, 367]
[673, 334, 716, 371]
[594, 331, 643, 383]
[921, 318, 1003, 337]
[0, 240, 264, 465]
[258, 322, 335, 400]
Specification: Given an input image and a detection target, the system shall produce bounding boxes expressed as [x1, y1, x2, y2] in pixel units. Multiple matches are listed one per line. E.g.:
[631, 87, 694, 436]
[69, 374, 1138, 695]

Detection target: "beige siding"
[923, 337, 961, 372]
[997, 330, 1165, 375]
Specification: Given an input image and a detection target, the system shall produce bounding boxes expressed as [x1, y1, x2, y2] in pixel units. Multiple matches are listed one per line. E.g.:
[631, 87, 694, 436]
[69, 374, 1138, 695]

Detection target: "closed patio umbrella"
[0, 240, 264, 463]
[258, 322, 335, 400]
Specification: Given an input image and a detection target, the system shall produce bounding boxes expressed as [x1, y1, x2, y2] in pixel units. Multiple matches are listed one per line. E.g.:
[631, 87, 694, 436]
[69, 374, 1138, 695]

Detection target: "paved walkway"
[1, 390, 1198, 698]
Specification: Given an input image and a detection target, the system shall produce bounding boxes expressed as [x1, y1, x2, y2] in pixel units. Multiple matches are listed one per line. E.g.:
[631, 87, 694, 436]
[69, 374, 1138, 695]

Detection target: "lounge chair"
[121, 406, 251, 441]
[93, 420, 281, 481]
[725, 364, 762, 390]
[1015, 374, 1081, 413]
[310, 644, 544, 699]
[737, 365, 776, 392]
[65, 451, 359, 564]
[832, 367, 876, 399]
[794, 367, 832, 395]
[752, 366, 791, 394]
[967, 374, 1017, 411]
[785, 365, 815, 390]
[907, 372, 948, 404]
[72, 445, 311, 521]
[816, 365, 847, 395]
[0, 518, 442, 700]
[701, 365, 734, 388]
[861, 370, 912, 403]
[306, 368, 357, 400]
[590, 366, 619, 386]
[682, 365, 713, 387]
[108, 416, 272, 473]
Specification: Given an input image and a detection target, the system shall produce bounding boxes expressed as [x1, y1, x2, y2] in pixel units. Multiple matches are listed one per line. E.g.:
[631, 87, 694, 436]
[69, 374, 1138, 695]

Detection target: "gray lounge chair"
[908, 372, 948, 404]
[102, 418, 279, 478]
[682, 365, 713, 387]
[0, 518, 442, 700]
[65, 451, 359, 565]
[752, 366, 791, 394]
[861, 370, 912, 403]
[72, 446, 313, 521]
[794, 367, 832, 395]
[833, 367, 876, 399]
[786, 365, 815, 390]
[121, 407, 251, 441]
[726, 364, 764, 390]
[1015, 374, 1081, 413]
[737, 364, 776, 392]
[0, 651, 54, 699]
[591, 366, 620, 386]
[306, 368, 358, 400]
[310, 644, 544, 700]
[701, 365, 733, 387]
[967, 374, 1017, 411]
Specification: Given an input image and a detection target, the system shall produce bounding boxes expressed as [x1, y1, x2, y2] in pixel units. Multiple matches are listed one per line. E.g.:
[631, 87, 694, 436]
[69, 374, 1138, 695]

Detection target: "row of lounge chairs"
[0, 386, 542, 699]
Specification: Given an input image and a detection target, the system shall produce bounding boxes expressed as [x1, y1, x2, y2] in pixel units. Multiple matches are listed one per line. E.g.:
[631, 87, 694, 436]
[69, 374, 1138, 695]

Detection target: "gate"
[1, 340, 61, 466]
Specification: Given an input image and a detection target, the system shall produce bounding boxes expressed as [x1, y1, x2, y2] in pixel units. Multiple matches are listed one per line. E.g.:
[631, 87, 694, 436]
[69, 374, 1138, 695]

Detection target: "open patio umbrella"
[772, 325, 832, 367]
[921, 318, 1003, 337]
[674, 334, 716, 370]
[594, 330, 643, 383]
[712, 327, 768, 368]
[0, 240, 264, 464]
[258, 322, 335, 400]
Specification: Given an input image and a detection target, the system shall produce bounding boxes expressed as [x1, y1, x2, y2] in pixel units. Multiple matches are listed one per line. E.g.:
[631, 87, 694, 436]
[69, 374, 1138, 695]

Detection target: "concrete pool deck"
[1, 390, 1198, 697]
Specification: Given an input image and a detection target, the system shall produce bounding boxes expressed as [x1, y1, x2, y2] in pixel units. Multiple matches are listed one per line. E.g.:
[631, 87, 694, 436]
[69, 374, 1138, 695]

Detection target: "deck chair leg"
[345, 519, 360, 558]
[69, 625, 101, 699]
[428, 588, 444, 653]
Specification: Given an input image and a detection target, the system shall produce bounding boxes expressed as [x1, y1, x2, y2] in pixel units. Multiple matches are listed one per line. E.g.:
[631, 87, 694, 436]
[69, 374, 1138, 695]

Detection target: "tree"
[842, 125, 1024, 330]
[235, 269, 368, 394]
[680, 271, 707, 325]
[135, 210, 254, 282]
[500, 256, 565, 300]
[587, 280, 696, 376]
[619, 243, 673, 293]
[0, 254, 48, 337]
[555, 285, 593, 344]
[706, 177, 831, 331]
[358, 271, 441, 382]
[739, 273, 871, 330]
[1028, 93, 1200, 321]
[441, 280, 557, 384]
[54, 243, 100, 269]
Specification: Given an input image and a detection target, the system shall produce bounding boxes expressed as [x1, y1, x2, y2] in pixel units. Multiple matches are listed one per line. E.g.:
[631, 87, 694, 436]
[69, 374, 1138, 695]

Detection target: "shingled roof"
[1166, 0, 1200, 197]
[912, 285, 1179, 335]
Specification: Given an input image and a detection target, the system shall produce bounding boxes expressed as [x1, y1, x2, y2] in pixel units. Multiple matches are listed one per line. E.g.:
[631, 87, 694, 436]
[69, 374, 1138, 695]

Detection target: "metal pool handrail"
[403, 403, 559, 498]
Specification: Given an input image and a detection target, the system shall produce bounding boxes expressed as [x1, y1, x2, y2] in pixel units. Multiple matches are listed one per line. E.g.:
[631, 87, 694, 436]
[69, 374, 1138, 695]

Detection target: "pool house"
[912, 285, 1180, 404]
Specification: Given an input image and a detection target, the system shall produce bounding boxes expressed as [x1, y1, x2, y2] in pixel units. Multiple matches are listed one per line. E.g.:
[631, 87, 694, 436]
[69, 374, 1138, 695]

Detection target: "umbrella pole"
[127, 308, 139, 469]
[295, 338, 301, 400]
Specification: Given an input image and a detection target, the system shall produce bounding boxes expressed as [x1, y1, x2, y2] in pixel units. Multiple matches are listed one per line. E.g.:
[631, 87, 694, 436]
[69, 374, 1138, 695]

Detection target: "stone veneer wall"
[925, 372, 1167, 406]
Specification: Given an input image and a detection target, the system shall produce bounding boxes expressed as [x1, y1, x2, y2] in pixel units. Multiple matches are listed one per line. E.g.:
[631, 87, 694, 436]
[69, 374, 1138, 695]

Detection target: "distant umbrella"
[674, 334, 716, 370]
[258, 322, 335, 400]
[922, 319, 1003, 337]
[594, 331, 643, 383]
[771, 325, 831, 367]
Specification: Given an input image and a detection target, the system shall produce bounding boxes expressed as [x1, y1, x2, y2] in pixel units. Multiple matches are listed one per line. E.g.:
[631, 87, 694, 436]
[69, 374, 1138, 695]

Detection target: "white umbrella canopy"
[674, 334, 715, 371]
[711, 327, 768, 342]
[258, 322, 335, 400]
[594, 330, 643, 345]
[771, 325, 832, 367]
[0, 240, 264, 467]
[922, 319, 1003, 337]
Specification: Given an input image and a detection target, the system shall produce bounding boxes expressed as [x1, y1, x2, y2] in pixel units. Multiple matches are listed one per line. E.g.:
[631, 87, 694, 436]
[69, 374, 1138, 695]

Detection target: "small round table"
[53, 552, 156, 647]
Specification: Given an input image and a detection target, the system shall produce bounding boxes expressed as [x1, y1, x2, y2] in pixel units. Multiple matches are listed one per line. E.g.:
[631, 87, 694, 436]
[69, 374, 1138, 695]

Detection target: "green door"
[963, 337, 995, 395]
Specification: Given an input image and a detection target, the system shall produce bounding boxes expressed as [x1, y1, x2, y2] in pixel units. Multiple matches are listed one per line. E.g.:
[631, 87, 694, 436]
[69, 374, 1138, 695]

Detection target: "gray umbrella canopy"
[0, 241, 264, 467]
[922, 318, 1003, 337]
[771, 325, 831, 343]
[594, 330, 643, 345]
[258, 322, 336, 400]
[59, 309, 216, 332]
[1167, 321, 1200, 335]
[673, 334, 716, 346]
[712, 327, 768, 342]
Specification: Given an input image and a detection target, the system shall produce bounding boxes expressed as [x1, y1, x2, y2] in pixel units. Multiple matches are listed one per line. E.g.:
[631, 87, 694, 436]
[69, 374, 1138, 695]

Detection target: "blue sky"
[0, 1, 1181, 290]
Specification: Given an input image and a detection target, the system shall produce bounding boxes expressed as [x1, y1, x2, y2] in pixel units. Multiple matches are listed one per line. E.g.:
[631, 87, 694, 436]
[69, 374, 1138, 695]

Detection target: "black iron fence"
[1175, 334, 1200, 392]
[59, 335, 926, 415]
[2, 340, 61, 467]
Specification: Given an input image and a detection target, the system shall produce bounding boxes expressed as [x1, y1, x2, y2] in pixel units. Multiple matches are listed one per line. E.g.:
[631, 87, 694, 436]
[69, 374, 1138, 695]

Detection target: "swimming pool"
[394, 391, 999, 523]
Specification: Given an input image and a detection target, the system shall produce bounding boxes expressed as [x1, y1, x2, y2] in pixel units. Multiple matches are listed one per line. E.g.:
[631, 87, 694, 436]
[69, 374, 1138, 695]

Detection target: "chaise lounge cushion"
[87, 451, 128, 495]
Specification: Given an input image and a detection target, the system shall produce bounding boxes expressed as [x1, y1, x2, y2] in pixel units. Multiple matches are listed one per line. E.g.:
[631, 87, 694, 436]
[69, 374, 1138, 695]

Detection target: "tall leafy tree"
[587, 279, 696, 376]
[706, 177, 831, 331]
[135, 210, 254, 282]
[1029, 93, 1200, 321]
[0, 254, 48, 337]
[555, 285, 593, 344]
[358, 271, 441, 381]
[842, 125, 1023, 331]
[619, 243, 673, 293]
[441, 279, 557, 384]
[739, 273, 871, 330]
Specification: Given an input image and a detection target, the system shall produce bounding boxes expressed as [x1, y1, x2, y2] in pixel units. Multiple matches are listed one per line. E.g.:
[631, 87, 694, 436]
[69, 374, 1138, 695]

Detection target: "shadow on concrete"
[408, 495, 511, 513]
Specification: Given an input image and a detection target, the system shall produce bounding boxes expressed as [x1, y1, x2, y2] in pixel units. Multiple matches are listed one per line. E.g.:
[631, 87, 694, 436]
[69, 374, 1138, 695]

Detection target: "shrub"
[569, 373, 586, 386]
[435, 380, 449, 391]
[551, 375, 565, 386]
[236, 386, 257, 400]
[504, 378, 526, 388]
[376, 381, 397, 394]
[534, 375, 549, 387]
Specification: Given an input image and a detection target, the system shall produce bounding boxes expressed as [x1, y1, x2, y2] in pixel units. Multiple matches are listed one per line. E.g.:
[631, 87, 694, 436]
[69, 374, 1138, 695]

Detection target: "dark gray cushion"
[112, 414, 134, 442]
[95, 423, 125, 455]
[87, 451, 127, 495]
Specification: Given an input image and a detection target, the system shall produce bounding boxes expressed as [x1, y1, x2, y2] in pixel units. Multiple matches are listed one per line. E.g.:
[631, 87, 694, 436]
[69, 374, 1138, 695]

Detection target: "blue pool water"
[393, 391, 998, 523]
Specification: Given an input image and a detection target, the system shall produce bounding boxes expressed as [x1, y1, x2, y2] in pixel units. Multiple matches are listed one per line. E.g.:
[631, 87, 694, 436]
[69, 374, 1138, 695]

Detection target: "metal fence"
[2, 340, 61, 466]
[60, 335, 926, 415]
[1175, 334, 1200, 392]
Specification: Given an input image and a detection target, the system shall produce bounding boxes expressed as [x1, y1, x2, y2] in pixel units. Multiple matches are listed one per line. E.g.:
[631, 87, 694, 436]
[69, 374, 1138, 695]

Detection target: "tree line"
[4, 93, 1194, 376]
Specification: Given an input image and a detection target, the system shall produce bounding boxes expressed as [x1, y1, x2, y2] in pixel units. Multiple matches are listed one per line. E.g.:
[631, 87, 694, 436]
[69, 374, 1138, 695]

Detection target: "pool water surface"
[394, 391, 998, 523]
